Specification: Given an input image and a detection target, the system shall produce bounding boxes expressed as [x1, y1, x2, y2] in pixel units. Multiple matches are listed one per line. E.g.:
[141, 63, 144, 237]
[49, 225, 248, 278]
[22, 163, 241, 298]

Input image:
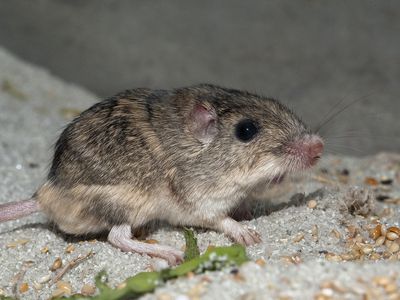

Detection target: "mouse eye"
[235, 119, 259, 142]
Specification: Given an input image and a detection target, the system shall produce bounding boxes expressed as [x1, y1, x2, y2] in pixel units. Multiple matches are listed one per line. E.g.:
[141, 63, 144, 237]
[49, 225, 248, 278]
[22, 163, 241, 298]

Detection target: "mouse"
[0, 84, 323, 265]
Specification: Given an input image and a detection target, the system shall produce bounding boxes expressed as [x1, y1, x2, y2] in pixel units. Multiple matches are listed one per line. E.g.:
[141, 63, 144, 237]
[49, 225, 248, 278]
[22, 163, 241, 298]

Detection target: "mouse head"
[181, 84, 323, 185]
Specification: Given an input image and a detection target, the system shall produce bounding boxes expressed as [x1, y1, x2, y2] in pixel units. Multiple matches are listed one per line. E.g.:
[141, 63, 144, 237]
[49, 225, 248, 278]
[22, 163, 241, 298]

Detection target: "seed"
[388, 293, 400, 300]
[373, 276, 391, 286]
[381, 224, 387, 236]
[361, 245, 374, 255]
[369, 252, 381, 260]
[365, 177, 379, 186]
[144, 239, 159, 244]
[255, 258, 266, 266]
[50, 257, 62, 271]
[340, 253, 355, 261]
[330, 229, 341, 239]
[386, 232, 399, 241]
[40, 246, 49, 254]
[19, 283, 29, 293]
[307, 199, 317, 209]
[385, 283, 397, 294]
[65, 244, 75, 253]
[293, 232, 305, 243]
[388, 242, 400, 253]
[56, 281, 72, 295]
[38, 274, 51, 284]
[325, 253, 342, 262]
[370, 224, 382, 240]
[388, 227, 400, 236]
[51, 289, 65, 298]
[347, 225, 357, 238]
[33, 282, 42, 290]
[375, 236, 386, 246]
[312, 225, 319, 241]
[6, 239, 30, 248]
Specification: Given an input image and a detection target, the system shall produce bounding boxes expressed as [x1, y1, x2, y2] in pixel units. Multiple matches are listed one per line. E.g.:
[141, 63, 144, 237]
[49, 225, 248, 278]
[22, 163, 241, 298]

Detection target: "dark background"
[0, 0, 399, 155]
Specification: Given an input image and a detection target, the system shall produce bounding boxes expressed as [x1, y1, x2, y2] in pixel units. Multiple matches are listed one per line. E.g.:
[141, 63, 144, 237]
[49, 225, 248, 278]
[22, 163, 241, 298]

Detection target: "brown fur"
[35, 84, 316, 237]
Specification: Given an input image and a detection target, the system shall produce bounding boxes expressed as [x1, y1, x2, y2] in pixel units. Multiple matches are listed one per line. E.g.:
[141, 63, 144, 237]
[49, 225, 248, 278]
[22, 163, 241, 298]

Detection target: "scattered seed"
[6, 239, 30, 248]
[144, 239, 159, 244]
[340, 253, 355, 261]
[255, 258, 266, 266]
[19, 282, 29, 293]
[50, 257, 63, 271]
[330, 229, 341, 239]
[386, 232, 399, 241]
[33, 282, 42, 290]
[381, 224, 387, 236]
[65, 244, 75, 254]
[385, 283, 398, 294]
[40, 246, 50, 254]
[388, 293, 400, 300]
[56, 281, 72, 295]
[51, 289, 65, 298]
[320, 280, 348, 293]
[375, 236, 386, 246]
[373, 276, 392, 286]
[38, 274, 51, 284]
[347, 225, 357, 238]
[388, 227, 400, 236]
[369, 252, 381, 260]
[369, 224, 382, 240]
[307, 199, 317, 209]
[365, 177, 379, 186]
[361, 245, 374, 255]
[388, 242, 400, 253]
[325, 253, 342, 262]
[312, 225, 319, 241]
[293, 232, 305, 243]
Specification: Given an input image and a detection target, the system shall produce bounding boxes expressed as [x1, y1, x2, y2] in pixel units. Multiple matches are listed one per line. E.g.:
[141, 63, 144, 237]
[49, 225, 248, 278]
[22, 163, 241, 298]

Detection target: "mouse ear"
[189, 103, 218, 144]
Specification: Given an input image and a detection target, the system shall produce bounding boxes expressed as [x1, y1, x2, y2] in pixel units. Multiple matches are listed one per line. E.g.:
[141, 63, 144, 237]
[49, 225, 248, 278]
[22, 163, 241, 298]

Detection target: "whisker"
[315, 89, 380, 134]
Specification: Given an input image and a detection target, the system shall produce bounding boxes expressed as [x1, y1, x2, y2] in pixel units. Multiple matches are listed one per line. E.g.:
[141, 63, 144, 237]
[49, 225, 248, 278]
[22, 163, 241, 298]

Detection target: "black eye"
[235, 119, 259, 142]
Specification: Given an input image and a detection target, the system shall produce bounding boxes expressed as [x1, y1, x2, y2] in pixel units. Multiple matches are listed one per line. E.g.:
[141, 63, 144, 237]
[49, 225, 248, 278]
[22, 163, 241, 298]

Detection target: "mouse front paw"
[217, 217, 262, 246]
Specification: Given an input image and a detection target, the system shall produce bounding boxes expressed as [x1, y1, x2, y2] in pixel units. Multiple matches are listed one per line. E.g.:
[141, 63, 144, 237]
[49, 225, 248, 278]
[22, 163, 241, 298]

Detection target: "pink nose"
[304, 135, 324, 166]
[287, 134, 324, 168]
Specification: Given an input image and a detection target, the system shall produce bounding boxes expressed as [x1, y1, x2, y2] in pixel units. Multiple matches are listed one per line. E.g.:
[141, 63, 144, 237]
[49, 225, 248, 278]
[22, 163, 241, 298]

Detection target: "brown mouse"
[0, 84, 323, 265]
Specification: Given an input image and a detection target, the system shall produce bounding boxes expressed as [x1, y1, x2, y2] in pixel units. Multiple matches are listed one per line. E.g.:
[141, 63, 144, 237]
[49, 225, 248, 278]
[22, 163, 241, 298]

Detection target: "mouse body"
[0, 84, 323, 264]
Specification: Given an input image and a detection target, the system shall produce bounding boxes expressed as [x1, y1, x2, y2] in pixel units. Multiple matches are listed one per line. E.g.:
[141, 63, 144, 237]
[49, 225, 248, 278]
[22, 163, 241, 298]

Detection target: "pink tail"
[0, 198, 40, 222]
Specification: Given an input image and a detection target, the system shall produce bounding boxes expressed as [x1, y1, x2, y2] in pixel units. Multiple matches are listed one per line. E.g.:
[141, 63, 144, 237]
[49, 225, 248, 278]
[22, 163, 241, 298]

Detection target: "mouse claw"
[217, 217, 262, 246]
[148, 245, 184, 266]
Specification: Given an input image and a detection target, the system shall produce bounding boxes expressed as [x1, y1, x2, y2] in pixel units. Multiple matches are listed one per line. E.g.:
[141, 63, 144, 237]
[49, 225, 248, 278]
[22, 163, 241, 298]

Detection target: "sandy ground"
[0, 47, 399, 299]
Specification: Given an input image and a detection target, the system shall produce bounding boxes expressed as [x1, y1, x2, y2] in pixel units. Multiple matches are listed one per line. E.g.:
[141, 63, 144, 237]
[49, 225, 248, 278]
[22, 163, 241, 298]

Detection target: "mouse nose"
[305, 135, 324, 166]
[287, 134, 324, 168]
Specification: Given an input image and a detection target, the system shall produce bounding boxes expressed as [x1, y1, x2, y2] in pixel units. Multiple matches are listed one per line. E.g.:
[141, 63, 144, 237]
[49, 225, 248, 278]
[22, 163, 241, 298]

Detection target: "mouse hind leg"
[107, 224, 184, 265]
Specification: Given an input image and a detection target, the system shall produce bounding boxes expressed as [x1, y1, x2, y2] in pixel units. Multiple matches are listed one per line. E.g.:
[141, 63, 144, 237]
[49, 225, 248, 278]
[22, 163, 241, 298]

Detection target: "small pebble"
[307, 200, 317, 209]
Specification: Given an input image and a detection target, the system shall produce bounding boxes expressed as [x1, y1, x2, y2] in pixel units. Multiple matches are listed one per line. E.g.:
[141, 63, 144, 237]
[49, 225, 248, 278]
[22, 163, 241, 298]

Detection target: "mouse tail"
[0, 198, 40, 222]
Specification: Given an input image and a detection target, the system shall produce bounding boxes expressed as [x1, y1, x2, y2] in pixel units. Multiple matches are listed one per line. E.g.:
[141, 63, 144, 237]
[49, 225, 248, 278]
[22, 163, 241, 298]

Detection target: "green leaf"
[60, 231, 249, 300]
[183, 227, 200, 261]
